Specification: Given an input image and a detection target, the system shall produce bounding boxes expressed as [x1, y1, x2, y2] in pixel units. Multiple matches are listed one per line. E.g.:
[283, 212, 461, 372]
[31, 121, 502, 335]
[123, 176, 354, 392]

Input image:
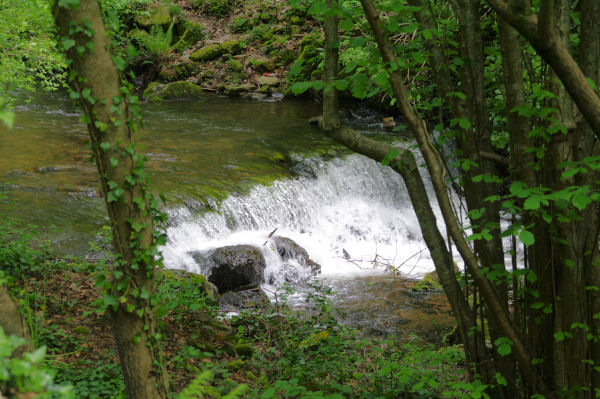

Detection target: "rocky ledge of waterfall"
[188, 236, 321, 312]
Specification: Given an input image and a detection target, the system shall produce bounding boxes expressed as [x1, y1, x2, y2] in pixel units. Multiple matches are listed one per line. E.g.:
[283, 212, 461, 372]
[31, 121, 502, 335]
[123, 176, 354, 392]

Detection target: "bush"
[0, 326, 73, 398]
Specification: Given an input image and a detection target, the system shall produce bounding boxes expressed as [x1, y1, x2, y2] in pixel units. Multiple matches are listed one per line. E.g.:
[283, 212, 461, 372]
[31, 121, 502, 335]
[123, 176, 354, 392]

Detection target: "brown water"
[1, 91, 454, 340]
[1, 91, 334, 253]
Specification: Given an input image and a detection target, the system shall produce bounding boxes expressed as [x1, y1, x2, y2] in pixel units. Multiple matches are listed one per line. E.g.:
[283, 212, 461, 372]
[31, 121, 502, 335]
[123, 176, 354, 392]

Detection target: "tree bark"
[52, 1, 168, 398]
[0, 285, 32, 356]
[485, 0, 600, 137]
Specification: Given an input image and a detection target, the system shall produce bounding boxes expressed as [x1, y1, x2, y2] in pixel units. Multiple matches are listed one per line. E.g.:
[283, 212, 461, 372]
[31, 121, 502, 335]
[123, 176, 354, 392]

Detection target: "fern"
[177, 370, 248, 399]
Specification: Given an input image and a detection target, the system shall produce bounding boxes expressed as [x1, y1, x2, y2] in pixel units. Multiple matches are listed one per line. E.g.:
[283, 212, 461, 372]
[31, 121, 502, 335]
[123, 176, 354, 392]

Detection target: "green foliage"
[0, 326, 73, 398]
[177, 370, 248, 399]
[54, 354, 126, 399]
[0, 0, 66, 124]
[232, 282, 483, 398]
[191, 0, 236, 17]
[131, 21, 175, 59]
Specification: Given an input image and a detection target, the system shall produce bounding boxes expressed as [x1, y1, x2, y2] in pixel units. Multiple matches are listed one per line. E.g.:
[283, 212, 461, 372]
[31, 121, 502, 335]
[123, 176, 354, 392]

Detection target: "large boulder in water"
[143, 81, 207, 102]
[207, 245, 266, 292]
[272, 236, 321, 274]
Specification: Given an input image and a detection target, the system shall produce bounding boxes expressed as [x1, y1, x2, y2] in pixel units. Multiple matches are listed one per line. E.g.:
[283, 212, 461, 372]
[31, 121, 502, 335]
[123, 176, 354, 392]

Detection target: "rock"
[241, 92, 267, 101]
[172, 21, 204, 51]
[208, 245, 266, 292]
[162, 269, 219, 301]
[219, 285, 270, 312]
[171, 62, 203, 80]
[190, 43, 223, 62]
[411, 271, 443, 292]
[138, 4, 171, 29]
[143, 81, 207, 102]
[224, 83, 255, 96]
[271, 236, 321, 274]
[221, 39, 241, 55]
[257, 76, 280, 87]
[250, 57, 276, 73]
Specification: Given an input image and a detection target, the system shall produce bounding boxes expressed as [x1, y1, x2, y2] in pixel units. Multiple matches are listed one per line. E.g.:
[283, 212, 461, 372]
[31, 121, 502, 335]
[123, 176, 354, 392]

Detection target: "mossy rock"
[224, 83, 255, 96]
[257, 76, 280, 87]
[190, 43, 223, 62]
[221, 39, 241, 55]
[144, 81, 207, 102]
[172, 21, 204, 51]
[171, 62, 203, 79]
[412, 271, 443, 292]
[138, 4, 172, 29]
[250, 57, 276, 73]
[162, 269, 219, 301]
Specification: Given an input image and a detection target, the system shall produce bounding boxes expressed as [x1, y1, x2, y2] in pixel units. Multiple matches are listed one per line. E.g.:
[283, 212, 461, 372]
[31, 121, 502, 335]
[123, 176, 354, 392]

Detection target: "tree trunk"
[485, 0, 600, 138]
[52, 1, 168, 398]
[0, 285, 32, 356]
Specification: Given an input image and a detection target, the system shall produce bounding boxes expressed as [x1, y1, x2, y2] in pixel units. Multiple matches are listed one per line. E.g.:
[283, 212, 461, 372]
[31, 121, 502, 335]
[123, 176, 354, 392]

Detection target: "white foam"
[162, 153, 447, 286]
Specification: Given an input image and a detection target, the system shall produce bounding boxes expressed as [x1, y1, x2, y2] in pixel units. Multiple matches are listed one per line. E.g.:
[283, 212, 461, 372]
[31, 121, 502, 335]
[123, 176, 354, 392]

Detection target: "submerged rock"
[207, 245, 266, 292]
[143, 81, 207, 102]
[223, 83, 255, 96]
[272, 236, 321, 274]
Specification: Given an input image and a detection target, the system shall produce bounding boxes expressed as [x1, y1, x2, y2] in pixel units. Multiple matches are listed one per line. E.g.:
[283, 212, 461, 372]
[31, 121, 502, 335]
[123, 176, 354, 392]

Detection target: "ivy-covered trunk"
[51, 1, 168, 398]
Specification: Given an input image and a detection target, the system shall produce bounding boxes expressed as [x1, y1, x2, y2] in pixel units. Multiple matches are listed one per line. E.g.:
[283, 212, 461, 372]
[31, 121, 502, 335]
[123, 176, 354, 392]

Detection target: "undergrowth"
[0, 223, 484, 398]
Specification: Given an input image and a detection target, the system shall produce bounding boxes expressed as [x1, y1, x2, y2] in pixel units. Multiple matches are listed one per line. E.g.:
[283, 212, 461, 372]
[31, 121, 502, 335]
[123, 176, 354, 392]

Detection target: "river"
[1, 91, 454, 341]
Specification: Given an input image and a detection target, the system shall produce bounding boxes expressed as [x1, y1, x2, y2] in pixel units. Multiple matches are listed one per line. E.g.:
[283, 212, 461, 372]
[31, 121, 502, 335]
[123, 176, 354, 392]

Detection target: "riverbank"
[1, 224, 476, 398]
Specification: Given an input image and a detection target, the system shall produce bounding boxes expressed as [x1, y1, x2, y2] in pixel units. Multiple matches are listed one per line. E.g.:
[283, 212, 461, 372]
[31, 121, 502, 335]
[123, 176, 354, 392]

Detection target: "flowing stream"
[2, 91, 455, 340]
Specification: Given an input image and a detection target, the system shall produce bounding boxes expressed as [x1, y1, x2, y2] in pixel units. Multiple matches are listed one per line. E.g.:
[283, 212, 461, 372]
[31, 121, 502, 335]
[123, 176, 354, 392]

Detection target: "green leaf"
[0, 110, 15, 129]
[61, 37, 76, 50]
[519, 229, 535, 247]
[103, 294, 117, 307]
[382, 148, 399, 166]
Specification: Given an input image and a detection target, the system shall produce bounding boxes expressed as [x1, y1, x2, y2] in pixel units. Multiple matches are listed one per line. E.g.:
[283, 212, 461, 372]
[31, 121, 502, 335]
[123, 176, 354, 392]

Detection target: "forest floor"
[3, 227, 475, 398]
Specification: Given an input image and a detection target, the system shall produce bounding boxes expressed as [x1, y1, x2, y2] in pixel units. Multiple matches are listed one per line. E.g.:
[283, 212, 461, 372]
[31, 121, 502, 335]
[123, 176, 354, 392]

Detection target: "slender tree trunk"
[52, 1, 168, 398]
[358, 0, 553, 395]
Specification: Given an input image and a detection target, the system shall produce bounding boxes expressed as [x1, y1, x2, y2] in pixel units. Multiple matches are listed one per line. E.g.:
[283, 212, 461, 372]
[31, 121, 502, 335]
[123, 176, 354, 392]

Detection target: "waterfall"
[162, 152, 446, 288]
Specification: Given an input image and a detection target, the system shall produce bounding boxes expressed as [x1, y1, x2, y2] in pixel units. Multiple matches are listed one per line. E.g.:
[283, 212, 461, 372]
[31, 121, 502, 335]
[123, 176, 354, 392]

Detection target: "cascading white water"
[162, 152, 448, 290]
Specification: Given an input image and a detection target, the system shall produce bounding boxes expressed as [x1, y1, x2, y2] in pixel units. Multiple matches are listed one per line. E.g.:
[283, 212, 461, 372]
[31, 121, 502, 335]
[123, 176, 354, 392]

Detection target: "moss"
[190, 43, 223, 62]
[138, 4, 171, 29]
[411, 271, 443, 292]
[221, 39, 241, 55]
[172, 21, 204, 51]
[226, 360, 245, 372]
[73, 326, 91, 335]
[143, 81, 207, 102]
[250, 57, 276, 73]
